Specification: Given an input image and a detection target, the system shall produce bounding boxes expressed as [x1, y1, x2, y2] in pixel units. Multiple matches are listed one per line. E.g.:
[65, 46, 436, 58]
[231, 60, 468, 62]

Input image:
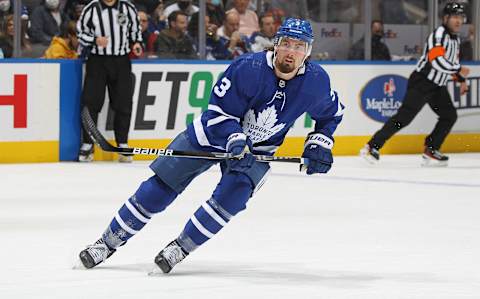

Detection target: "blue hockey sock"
[177, 172, 253, 252]
[102, 175, 178, 249]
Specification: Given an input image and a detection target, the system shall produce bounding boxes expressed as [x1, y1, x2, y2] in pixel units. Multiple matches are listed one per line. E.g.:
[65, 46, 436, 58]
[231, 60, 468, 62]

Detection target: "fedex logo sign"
[320, 28, 342, 38]
[0, 74, 28, 128]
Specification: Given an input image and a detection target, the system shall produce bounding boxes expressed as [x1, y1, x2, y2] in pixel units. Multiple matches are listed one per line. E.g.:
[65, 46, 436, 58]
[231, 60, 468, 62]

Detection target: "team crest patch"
[242, 106, 286, 143]
[117, 12, 127, 26]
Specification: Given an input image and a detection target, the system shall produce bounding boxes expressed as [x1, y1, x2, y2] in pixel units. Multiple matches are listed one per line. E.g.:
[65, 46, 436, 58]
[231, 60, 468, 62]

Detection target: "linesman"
[77, 0, 142, 162]
[361, 2, 470, 167]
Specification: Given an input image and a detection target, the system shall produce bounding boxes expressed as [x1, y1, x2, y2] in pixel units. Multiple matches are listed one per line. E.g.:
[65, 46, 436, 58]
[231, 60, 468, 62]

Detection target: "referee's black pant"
[81, 54, 133, 145]
[368, 71, 457, 151]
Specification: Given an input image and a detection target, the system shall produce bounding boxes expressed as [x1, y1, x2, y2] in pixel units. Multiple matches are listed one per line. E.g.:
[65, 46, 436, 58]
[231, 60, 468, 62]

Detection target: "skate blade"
[72, 259, 87, 270]
[147, 265, 165, 276]
[118, 155, 133, 163]
[421, 156, 448, 167]
[78, 154, 93, 162]
[359, 150, 379, 165]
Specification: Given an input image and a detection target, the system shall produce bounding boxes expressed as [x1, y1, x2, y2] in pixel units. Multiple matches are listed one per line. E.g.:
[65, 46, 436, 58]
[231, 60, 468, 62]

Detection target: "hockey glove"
[301, 132, 334, 175]
[225, 133, 255, 172]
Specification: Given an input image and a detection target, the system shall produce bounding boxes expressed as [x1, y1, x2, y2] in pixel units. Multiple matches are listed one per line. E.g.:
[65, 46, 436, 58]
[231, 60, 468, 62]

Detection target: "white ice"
[1, 154, 480, 299]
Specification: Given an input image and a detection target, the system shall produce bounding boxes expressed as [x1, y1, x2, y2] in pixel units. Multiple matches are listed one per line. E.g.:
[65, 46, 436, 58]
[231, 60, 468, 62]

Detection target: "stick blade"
[81, 107, 115, 151]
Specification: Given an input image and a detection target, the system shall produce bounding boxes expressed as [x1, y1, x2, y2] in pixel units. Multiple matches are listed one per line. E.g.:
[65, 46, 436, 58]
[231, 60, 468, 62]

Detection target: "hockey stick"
[81, 107, 306, 164]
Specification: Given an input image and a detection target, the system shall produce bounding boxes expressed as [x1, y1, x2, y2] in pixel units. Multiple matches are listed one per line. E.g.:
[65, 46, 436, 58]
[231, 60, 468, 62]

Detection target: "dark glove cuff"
[455, 73, 466, 82]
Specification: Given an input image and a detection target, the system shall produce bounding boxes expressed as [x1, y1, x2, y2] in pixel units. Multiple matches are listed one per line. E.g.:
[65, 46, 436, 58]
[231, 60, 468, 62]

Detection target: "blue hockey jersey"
[186, 51, 344, 155]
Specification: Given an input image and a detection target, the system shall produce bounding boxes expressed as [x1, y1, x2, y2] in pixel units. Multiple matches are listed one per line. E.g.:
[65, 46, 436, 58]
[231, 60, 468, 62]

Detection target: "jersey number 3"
[214, 77, 232, 98]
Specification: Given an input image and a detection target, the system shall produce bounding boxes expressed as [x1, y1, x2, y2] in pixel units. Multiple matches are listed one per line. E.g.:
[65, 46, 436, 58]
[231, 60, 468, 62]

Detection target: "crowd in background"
[0, 0, 476, 60]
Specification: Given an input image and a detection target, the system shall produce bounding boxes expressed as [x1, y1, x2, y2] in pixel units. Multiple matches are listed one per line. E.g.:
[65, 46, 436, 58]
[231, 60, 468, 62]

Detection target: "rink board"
[0, 60, 479, 163]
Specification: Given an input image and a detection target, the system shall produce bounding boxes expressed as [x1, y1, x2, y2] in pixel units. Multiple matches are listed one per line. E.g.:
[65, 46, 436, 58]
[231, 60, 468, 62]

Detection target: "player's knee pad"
[133, 175, 178, 214]
[211, 172, 254, 216]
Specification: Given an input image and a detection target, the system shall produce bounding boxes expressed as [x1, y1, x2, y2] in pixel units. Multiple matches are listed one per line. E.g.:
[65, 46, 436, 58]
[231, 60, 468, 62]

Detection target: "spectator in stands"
[225, 0, 256, 11]
[133, 0, 161, 14]
[138, 10, 152, 50]
[0, 1, 29, 33]
[0, 0, 11, 27]
[29, 0, 69, 46]
[227, 0, 258, 37]
[264, 0, 308, 19]
[460, 24, 474, 61]
[148, 1, 167, 33]
[163, 0, 198, 19]
[216, 10, 250, 59]
[43, 20, 78, 58]
[63, 0, 88, 21]
[250, 13, 275, 53]
[379, 0, 411, 24]
[23, 0, 45, 13]
[348, 20, 391, 61]
[154, 10, 196, 59]
[0, 14, 32, 58]
[206, 0, 225, 27]
[188, 12, 231, 60]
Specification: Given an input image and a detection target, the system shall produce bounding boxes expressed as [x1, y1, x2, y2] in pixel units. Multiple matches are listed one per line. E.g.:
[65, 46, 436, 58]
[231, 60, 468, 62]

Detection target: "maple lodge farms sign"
[98, 69, 316, 139]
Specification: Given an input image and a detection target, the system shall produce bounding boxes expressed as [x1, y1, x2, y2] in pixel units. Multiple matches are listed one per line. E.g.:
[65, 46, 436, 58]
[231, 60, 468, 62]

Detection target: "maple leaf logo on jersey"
[242, 106, 286, 144]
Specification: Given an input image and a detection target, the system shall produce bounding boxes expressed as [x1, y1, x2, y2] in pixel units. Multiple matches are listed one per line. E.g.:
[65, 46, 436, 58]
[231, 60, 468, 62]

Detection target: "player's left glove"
[225, 133, 255, 172]
[301, 132, 334, 175]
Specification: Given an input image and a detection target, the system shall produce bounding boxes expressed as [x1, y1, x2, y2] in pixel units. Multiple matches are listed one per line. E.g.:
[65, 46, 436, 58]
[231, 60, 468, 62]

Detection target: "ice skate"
[153, 240, 188, 274]
[360, 144, 380, 164]
[78, 143, 94, 162]
[422, 147, 448, 167]
[78, 238, 116, 269]
[118, 143, 133, 163]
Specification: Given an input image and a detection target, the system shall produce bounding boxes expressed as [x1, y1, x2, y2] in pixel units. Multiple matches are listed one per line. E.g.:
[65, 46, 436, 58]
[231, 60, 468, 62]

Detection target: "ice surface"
[1, 154, 479, 299]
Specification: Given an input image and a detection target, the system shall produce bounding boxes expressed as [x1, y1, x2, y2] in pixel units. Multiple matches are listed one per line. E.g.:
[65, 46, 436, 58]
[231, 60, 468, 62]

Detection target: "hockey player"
[360, 2, 470, 167]
[78, 18, 344, 273]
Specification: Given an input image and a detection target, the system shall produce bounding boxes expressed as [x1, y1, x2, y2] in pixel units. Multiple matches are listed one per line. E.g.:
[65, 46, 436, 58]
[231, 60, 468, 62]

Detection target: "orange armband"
[428, 46, 446, 62]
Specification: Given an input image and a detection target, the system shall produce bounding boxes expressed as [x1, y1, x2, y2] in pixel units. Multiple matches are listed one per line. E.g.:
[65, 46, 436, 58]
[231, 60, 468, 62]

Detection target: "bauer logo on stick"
[133, 148, 174, 156]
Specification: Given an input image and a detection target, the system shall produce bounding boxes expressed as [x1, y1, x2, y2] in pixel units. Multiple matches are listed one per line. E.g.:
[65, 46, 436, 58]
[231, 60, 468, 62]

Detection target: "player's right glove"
[301, 132, 334, 175]
[225, 133, 255, 172]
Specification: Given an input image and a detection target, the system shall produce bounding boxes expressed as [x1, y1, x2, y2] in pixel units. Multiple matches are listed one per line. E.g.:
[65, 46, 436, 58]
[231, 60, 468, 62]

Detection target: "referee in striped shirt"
[77, 0, 142, 162]
[361, 2, 470, 166]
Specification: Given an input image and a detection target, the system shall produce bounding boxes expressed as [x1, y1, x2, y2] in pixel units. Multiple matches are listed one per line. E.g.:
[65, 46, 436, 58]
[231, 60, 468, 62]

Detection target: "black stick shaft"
[81, 107, 306, 164]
